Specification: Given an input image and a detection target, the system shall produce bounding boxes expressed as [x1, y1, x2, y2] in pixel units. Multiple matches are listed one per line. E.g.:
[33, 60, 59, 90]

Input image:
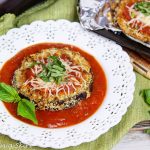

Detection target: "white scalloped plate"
[0, 20, 135, 149]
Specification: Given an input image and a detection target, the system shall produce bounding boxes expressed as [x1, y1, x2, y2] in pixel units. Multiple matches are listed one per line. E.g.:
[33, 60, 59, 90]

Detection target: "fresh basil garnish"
[131, 12, 136, 18]
[17, 99, 38, 125]
[134, 2, 150, 16]
[0, 82, 38, 124]
[0, 82, 21, 102]
[31, 56, 66, 84]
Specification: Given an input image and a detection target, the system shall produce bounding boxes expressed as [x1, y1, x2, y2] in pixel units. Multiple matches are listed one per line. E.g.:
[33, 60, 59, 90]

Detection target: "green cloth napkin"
[0, 0, 149, 150]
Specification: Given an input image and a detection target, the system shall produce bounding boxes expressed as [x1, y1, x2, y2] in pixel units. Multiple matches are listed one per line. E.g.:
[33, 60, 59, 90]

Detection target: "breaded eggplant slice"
[117, 0, 150, 42]
[13, 47, 93, 111]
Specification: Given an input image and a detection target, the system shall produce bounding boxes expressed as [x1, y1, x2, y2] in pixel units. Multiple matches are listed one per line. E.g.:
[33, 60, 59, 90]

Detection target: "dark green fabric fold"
[0, 0, 78, 35]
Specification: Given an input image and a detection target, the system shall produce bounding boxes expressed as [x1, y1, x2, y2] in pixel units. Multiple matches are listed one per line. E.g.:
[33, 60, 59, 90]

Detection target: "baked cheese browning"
[13, 47, 93, 111]
[117, 0, 150, 42]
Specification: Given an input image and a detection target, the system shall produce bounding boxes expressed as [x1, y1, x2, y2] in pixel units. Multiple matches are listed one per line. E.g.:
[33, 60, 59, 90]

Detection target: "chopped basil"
[17, 99, 38, 125]
[134, 2, 150, 16]
[40, 76, 49, 82]
[131, 12, 136, 18]
[32, 56, 66, 84]
[52, 65, 64, 71]
[0, 82, 38, 124]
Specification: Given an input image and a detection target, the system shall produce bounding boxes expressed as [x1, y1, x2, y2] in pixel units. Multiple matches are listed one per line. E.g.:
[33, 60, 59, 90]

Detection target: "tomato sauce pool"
[0, 43, 107, 128]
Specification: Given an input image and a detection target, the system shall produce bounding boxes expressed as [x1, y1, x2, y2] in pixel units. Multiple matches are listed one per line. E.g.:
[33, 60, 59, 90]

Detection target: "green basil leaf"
[48, 56, 58, 63]
[49, 76, 54, 82]
[134, 2, 150, 16]
[17, 99, 38, 124]
[51, 72, 64, 77]
[144, 129, 150, 134]
[0, 83, 38, 124]
[143, 89, 150, 105]
[47, 64, 52, 71]
[38, 69, 47, 77]
[55, 77, 62, 84]
[0, 82, 20, 102]
[52, 65, 64, 71]
[51, 69, 63, 74]
[49, 56, 65, 68]
[40, 76, 49, 82]
[47, 71, 51, 77]
[0, 90, 15, 102]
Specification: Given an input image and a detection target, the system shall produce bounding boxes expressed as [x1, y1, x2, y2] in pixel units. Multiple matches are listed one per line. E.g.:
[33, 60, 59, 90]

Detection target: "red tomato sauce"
[122, 2, 150, 35]
[0, 43, 107, 128]
[122, 3, 133, 21]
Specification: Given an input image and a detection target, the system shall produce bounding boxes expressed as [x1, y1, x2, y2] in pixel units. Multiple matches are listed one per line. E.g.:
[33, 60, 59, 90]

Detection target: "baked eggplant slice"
[13, 47, 93, 111]
[117, 0, 150, 42]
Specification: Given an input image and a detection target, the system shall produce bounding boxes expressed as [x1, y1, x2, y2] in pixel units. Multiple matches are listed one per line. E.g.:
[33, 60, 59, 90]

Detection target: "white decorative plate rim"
[0, 19, 136, 149]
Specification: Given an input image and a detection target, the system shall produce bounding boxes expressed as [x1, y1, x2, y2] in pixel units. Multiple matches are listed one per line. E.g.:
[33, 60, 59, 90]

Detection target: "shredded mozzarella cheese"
[31, 65, 43, 75]
[23, 57, 86, 97]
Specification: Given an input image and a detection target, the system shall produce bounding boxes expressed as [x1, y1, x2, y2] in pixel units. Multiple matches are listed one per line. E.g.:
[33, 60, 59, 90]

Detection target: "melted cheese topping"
[126, 4, 150, 31]
[31, 65, 43, 75]
[23, 56, 86, 98]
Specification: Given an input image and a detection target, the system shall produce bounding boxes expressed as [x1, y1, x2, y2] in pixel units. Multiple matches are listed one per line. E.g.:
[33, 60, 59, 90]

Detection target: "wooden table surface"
[113, 121, 150, 150]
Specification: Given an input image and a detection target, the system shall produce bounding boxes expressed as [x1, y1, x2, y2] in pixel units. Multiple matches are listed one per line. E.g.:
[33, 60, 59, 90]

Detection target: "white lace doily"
[0, 20, 135, 149]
